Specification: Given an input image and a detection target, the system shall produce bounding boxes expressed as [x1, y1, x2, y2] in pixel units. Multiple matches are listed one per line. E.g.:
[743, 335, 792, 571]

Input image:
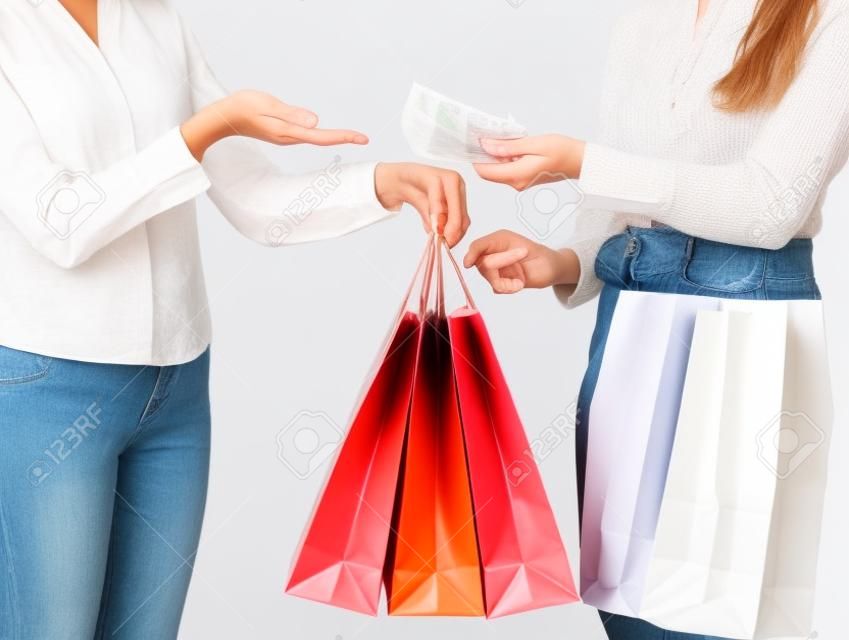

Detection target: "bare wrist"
[374, 162, 404, 211]
[180, 103, 234, 162]
[551, 247, 581, 287]
[559, 138, 586, 180]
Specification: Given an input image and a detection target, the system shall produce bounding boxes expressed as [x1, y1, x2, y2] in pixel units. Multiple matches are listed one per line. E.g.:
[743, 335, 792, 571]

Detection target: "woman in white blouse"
[465, 0, 847, 639]
[0, 1, 469, 638]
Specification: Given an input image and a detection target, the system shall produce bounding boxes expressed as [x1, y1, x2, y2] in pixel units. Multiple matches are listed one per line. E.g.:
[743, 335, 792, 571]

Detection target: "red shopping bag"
[288, 237, 578, 618]
[385, 249, 485, 616]
[285, 241, 431, 614]
[445, 251, 580, 618]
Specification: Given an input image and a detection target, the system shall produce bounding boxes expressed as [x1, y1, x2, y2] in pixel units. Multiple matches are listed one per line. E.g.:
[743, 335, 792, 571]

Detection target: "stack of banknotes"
[401, 83, 527, 163]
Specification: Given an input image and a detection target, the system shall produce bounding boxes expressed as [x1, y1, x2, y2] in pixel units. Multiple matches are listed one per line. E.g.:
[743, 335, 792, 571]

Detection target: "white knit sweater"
[560, 0, 849, 308]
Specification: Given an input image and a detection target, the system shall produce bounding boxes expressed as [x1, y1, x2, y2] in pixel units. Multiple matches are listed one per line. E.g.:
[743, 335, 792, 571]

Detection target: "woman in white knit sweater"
[464, 0, 848, 639]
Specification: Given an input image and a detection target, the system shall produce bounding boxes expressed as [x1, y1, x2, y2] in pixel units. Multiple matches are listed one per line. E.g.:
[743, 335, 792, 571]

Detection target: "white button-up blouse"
[0, 0, 395, 365]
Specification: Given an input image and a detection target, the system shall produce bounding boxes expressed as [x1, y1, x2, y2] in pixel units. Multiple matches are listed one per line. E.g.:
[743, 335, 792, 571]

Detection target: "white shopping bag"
[581, 291, 720, 616]
[641, 300, 832, 640]
[754, 302, 832, 638]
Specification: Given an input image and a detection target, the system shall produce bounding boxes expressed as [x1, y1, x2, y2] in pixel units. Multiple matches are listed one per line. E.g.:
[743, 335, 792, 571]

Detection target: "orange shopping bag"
[385, 242, 485, 616]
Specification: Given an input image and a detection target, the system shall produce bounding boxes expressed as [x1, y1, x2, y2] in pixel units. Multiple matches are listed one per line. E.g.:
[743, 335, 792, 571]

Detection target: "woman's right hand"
[464, 230, 580, 294]
[180, 90, 370, 161]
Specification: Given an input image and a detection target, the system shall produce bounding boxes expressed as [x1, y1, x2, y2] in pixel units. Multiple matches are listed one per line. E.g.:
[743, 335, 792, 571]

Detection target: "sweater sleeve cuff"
[553, 239, 604, 309]
[578, 142, 676, 215]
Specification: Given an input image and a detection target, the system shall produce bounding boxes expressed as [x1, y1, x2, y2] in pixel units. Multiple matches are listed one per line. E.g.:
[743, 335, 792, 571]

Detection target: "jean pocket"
[0, 345, 52, 385]
[594, 234, 627, 285]
[682, 239, 766, 294]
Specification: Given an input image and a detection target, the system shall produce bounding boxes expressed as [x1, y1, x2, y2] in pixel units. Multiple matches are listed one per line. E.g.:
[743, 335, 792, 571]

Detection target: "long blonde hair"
[714, 0, 820, 112]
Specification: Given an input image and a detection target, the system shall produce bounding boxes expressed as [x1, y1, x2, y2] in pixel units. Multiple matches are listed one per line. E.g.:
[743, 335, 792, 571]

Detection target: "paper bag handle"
[439, 238, 477, 313]
[411, 234, 477, 319]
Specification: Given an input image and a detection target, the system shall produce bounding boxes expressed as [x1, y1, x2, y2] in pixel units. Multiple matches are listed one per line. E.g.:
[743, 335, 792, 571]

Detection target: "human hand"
[181, 90, 369, 160]
[374, 163, 470, 247]
[473, 134, 586, 190]
[463, 229, 579, 294]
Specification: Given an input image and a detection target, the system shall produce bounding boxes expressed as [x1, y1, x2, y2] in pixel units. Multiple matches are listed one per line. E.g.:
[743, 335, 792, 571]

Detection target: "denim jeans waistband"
[595, 227, 819, 300]
[628, 226, 813, 278]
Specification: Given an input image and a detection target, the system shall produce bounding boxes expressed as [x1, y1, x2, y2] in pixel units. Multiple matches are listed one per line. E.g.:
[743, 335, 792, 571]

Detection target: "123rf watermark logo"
[266, 157, 343, 246]
[26, 402, 103, 487]
[757, 410, 825, 479]
[505, 402, 577, 487]
[276, 410, 343, 479]
[751, 158, 824, 245]
[36, 171, 106, 240]
[516, 172, 584, 240]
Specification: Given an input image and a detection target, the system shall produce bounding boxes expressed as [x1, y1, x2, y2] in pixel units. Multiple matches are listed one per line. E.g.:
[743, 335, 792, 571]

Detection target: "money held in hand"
[401, 83, 528, 163]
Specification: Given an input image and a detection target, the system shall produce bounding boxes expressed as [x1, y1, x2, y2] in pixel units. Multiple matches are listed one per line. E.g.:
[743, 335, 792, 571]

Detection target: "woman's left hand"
[374, 163, 470, 247]
[473, 134, 586, 190]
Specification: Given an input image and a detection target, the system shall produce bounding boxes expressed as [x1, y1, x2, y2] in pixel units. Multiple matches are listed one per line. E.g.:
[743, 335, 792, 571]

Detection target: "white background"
[174, 0, 848, 638]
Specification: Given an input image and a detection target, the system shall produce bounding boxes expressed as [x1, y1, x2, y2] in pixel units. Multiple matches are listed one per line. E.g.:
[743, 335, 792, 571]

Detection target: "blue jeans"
[0, 348, 211, 640]
[575, 227, 821, 640]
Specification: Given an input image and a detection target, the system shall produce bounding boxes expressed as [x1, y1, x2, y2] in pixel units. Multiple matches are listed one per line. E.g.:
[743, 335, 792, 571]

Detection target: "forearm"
[203, 140, 393, 246]
[576, 143, 836, 250]
[1, 128, 209, 269]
